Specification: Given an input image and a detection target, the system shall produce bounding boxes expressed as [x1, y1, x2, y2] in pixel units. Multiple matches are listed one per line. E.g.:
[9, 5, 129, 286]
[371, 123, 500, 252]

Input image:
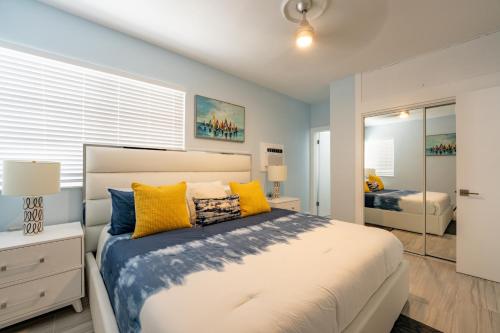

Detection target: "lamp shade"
[2, 160, 60, 196]
[268, 165, 287, 182]
[364, 168, 376, 178]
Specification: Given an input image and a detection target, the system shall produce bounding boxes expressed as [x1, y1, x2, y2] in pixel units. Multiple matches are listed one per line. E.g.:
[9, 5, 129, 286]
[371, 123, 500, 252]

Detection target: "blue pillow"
[108, 189, 136, 235]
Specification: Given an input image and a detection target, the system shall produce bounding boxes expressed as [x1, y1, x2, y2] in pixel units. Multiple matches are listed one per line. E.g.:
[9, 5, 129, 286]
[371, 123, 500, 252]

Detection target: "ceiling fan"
[281, 0, 329, 49]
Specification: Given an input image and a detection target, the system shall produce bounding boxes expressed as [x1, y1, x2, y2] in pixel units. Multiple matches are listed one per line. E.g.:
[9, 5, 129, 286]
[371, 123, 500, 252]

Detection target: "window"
[365, 139, 394, 177]
[0, 46, 185, 187]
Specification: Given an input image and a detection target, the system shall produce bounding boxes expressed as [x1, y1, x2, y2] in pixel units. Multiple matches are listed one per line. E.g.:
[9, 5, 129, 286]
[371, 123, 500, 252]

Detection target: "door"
[317, 131, 331, 216]
[363, 109, 425, 255]
[456, 86, 500, 282]
[425, 104, 457, 261]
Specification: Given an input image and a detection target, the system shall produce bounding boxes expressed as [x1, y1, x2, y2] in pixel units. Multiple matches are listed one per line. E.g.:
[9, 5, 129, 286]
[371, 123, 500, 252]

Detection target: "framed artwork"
[426, 133, 456, 156]
[195, 95, 245, 142]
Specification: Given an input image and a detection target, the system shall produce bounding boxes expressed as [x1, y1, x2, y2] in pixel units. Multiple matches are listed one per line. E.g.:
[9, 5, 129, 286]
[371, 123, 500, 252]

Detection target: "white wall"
[0, 0, 311, 231]
[330, 76, 356, 222]
[352, 31, 500, 223]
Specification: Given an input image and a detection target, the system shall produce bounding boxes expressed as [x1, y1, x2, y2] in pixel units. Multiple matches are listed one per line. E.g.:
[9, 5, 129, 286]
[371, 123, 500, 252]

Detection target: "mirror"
[425, 104, 456, 261]
[363, 109, 425, 255]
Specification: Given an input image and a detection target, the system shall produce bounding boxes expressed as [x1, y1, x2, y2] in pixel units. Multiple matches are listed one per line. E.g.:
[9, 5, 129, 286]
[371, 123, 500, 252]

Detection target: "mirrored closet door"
[363, 109, 425, 255]
[425, 104, 456, 261]
[363, 103, 457, 261]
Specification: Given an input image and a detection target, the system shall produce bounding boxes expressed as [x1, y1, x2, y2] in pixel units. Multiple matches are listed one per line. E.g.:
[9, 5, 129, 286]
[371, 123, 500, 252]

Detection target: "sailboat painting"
[195, 95, 245, 142]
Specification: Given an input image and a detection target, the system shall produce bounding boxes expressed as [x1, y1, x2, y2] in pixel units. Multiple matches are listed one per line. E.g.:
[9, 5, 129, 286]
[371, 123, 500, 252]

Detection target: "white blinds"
[365, 139, 395, 177]
[0, 46, 185, 187]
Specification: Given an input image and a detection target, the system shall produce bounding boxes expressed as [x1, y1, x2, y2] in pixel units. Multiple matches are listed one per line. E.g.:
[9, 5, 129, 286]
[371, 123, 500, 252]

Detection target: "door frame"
[310, 126, 330, 215]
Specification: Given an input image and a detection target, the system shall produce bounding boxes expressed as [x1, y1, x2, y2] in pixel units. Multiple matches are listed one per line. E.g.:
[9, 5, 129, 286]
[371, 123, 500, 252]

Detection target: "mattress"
[98, 209, 403, 333]
[365, 190, 450, 215]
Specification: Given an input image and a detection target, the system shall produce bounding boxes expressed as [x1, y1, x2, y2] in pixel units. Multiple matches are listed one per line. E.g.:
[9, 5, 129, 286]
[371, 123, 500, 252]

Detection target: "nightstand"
[0, 222, 84, 329]
[268, 197, 301, 212]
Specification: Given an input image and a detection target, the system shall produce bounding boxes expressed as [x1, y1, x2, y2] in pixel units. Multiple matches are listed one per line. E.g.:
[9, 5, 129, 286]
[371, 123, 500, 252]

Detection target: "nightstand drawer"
[0, 238, 81, 286]
[0, 269, 81, 323]
[279, 201, 301, 212]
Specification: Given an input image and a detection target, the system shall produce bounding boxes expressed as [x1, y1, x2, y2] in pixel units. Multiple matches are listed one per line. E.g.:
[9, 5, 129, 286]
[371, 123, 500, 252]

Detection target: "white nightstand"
[268, 197, 301, 212]
[0, 222, 84, 329]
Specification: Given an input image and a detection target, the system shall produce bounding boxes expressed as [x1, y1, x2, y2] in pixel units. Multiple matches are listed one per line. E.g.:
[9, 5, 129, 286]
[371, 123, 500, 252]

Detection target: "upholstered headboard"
[83, 145, 252, 252]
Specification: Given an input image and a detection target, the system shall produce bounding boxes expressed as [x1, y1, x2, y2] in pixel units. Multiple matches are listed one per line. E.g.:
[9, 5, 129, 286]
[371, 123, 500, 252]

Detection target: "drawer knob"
[0, 257, 45, 273]
[0, 290, 46, 311]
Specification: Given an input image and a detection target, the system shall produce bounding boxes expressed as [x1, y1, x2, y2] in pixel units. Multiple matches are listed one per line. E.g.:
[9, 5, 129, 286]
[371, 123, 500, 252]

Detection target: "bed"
[83, 145, 409, 333]
[364, 189, 453, 236]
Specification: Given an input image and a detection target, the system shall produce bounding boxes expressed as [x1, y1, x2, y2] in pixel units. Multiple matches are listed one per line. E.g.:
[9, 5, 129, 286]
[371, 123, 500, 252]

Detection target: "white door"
[317, 131, 331, 216]
[456, 86, 500, 282]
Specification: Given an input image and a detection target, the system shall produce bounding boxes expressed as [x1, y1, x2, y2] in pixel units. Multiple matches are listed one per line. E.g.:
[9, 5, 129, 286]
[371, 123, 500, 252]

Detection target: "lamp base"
[23, 196, 44, 235]
[272, 182, 281, 199]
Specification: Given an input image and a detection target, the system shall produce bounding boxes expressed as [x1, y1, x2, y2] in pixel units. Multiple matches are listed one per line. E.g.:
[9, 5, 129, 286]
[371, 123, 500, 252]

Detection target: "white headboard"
[84, 145, 252, 252]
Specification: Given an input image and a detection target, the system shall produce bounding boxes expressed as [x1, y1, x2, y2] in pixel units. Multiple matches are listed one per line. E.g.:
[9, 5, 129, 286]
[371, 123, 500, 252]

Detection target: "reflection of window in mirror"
[365, 139, 394, 177]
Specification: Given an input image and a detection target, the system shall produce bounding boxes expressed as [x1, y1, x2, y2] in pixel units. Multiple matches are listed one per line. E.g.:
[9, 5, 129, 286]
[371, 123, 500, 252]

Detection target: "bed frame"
[365, 206, 453, 236]
[83, 145, 409, 333]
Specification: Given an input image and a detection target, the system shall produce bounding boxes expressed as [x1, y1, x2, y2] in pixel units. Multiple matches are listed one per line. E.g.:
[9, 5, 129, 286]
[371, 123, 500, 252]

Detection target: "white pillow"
[186, 181, 228, 224]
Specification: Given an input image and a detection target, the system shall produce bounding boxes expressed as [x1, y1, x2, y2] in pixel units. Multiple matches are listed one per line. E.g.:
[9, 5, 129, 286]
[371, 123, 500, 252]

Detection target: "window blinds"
[365, 139, 395, 177]
[0, 46, 185, 187]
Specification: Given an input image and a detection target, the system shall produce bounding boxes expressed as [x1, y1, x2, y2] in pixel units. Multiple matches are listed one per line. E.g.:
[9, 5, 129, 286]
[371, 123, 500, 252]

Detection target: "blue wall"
[310, 100, 330, 128]
[0, 0, 312, 231]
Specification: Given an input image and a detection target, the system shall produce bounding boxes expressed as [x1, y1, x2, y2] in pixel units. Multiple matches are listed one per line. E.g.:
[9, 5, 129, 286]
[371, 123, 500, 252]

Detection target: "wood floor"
[403, 254, 500, 333]
[392, 229, 456, 260]
[365, 223, 457, 261]
[0, 298, 92, 333]
[2, 255, 499, 333]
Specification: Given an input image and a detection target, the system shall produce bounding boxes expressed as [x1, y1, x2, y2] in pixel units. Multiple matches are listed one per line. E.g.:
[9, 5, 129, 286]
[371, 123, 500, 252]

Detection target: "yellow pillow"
[368, 175, 385, 190]
[229, 180, 271, 217]
[132, 181, 191, 239]
[364, 181, 370, 193]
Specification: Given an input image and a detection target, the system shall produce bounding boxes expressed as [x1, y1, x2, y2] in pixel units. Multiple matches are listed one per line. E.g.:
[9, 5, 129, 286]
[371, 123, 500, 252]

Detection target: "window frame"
[0, 43, 187, 189]
[364, 138, 395, 177]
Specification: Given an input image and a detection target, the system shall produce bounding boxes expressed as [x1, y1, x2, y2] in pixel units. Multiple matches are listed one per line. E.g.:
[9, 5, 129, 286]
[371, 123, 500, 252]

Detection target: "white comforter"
[399, 191, 451, 215]
[132, 221, 403, 333]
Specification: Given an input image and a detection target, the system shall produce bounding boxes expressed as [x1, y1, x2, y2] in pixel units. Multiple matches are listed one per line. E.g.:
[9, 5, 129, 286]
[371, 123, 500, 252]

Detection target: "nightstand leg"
[72, 299, 83, 313]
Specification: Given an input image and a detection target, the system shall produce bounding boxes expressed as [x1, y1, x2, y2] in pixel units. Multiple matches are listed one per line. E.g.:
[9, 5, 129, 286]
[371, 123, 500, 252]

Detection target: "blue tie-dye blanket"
[100, 208, 331, 333]
[364, 189, 419, 211]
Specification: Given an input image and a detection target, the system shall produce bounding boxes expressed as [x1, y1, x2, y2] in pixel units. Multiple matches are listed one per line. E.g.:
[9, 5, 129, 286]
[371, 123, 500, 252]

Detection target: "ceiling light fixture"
[295, 1, 315, 49]
[399, 111, 410, 118]
[282, 0, 327, 49]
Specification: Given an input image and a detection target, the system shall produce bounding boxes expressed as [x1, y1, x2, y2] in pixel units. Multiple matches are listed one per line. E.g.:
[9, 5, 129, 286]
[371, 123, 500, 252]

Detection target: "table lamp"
[364, 168, 376, 178]
[2, 161, 60, 235]
[268, 165, 287, 199]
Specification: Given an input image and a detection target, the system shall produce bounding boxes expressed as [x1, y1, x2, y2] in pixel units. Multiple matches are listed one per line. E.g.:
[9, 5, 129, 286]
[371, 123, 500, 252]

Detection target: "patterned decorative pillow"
[367, 181, 381, 192]
[193, 195, 241, 226]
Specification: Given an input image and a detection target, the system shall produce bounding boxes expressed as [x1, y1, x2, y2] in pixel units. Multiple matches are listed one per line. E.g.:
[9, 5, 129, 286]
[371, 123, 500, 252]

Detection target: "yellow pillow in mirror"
[132, 181, 191, 239]
[229, 180, 271, 217]
[364, 181, 371, 193]
[368, 175, 385, 190]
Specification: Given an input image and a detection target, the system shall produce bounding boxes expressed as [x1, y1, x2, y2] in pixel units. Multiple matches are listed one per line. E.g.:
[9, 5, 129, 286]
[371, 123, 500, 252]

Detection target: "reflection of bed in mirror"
[364, 190, 453, 236]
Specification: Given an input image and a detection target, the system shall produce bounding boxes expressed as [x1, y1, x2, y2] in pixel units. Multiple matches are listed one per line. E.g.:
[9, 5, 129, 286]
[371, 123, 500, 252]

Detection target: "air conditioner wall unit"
[260, 142, 284, 172]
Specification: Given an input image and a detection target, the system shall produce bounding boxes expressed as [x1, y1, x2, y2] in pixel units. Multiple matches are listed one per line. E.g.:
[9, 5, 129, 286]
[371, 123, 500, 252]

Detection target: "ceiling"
[39, 0, 500, 103]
